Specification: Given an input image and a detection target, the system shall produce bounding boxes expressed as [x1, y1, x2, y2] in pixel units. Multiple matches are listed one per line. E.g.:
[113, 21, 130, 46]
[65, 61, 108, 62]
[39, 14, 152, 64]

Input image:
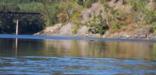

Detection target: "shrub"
[87, 14, 109, 35]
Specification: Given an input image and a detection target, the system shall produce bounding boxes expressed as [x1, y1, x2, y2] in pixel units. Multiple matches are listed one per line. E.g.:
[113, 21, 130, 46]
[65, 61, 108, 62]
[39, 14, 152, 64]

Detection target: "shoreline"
[1, 34, 156, 42]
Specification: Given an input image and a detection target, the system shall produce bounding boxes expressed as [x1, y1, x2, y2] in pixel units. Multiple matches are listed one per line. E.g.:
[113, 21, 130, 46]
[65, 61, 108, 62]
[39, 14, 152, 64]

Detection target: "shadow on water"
[0, 38, 46, 56]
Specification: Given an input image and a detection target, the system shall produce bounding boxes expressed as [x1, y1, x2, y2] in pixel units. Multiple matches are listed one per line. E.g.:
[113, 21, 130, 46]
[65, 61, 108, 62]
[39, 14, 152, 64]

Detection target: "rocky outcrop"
[35, 23, 62, 35]
[36, 23, 155, 40]
[59, 23, 73, 35]
[108, 0, 125, 8]
[35, 23, 74, 35]
[36, 2, 156, 39]
[147, 0, 156, 11]
[103, 26, 153, 39]
[77, 26, 90, 36]
[81, 2, 104, 23]
[36, 22, 91, 36]
[36, 2, 105, 36]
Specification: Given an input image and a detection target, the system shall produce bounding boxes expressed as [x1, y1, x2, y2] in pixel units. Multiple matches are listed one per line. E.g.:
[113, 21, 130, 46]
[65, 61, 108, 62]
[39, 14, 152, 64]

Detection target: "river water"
[0, 34, 156, 75]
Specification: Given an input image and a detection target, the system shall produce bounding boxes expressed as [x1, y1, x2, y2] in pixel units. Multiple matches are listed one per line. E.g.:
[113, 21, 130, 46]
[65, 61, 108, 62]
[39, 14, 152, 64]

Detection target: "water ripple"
[0, 56, 155, 75]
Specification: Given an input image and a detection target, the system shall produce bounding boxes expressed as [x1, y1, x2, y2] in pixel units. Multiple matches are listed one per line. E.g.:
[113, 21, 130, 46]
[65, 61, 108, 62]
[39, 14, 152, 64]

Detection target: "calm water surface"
[0, 35, 156, 75]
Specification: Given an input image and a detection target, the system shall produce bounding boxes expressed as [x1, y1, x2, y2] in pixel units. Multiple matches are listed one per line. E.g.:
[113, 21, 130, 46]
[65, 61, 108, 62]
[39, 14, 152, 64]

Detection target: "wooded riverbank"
[0, 0, 156, 39]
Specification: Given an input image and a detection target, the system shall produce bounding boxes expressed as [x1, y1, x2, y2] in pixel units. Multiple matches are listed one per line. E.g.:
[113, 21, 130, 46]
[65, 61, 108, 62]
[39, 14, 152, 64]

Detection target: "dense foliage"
[0, 14, 44, 34]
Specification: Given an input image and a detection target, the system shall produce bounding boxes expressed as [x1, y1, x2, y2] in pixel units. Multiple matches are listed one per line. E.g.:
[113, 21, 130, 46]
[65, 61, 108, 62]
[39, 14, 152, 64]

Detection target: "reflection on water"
[0, 38, 156, 60]
[0, 38, 156, 74]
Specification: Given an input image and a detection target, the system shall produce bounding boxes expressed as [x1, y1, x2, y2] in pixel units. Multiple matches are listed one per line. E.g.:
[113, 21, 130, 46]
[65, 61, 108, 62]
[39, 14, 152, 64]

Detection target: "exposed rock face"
[147, 0, 156, 11]
[103, 26, 153, 38]
[35, 23, 62, 35]
[44, 23, 62, 33]
[59, 23, 73, 35]
[108, 0, 124, 8]
[81, 2, 104, 23]
[108, 0, 133, 13]
[35, 23, 74, 35]
[77, 26, 89, 35]
[133, 26, 152, 38]
[37, 23, 89, 36]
